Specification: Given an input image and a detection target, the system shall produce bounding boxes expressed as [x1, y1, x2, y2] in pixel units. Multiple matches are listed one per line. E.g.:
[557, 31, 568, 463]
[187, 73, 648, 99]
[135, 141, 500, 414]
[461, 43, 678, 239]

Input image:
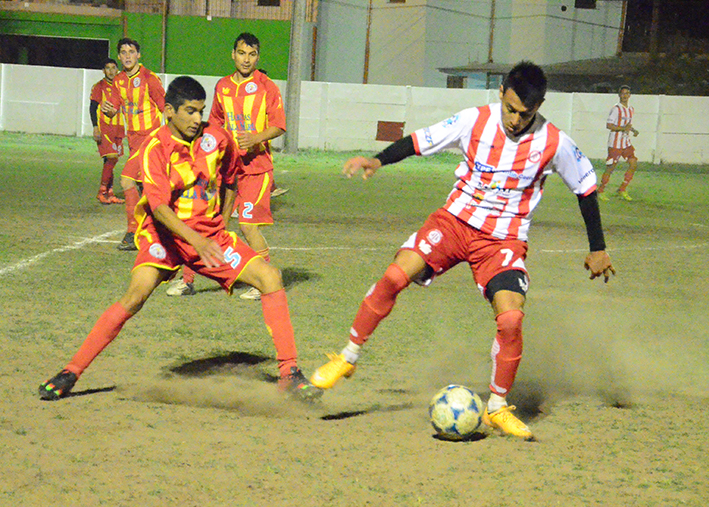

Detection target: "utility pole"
[284, 0, 307, 154]
[363, 0, 373, 84]
[649, 0, 661, 59]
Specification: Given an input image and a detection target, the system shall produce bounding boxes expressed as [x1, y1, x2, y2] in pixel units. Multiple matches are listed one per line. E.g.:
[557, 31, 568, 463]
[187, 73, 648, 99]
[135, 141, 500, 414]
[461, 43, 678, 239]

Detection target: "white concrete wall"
[1, 63, 708, 164]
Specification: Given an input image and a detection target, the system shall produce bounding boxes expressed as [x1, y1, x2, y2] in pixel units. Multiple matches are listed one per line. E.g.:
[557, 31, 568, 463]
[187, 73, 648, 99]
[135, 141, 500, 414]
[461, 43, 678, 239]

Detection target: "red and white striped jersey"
[606, 103, 634, 149]
[411, 103, 597, 241]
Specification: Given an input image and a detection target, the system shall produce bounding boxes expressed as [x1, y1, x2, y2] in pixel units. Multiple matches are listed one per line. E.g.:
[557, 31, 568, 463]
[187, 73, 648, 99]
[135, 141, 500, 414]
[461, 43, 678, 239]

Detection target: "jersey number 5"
[224, 246, 242, 269]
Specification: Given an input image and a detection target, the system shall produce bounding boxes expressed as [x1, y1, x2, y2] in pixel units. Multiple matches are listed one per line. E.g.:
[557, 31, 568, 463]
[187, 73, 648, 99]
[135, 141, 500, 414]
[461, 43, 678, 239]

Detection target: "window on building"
[574, 0, 596, 9]
[258, 0, 281, 6]
[447, 75, 467, 89]
[0, 34, 109, 69]
[389, 0, 406, 4]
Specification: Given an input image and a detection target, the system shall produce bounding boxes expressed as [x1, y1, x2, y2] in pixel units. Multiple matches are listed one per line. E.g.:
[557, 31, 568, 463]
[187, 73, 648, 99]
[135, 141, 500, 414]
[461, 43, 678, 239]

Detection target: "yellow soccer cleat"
[598, 192, 609, 202]
[617, 190, 633, 201]
[482, 405, 536, 441]
[310, 353, 356, 389]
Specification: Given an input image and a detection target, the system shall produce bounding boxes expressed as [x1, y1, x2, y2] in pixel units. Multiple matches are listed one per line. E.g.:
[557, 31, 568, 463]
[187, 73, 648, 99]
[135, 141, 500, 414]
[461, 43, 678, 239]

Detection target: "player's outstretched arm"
[344, 135, 416, 180]
[584, 250, 615, 283]
[343, 156, 382, 180]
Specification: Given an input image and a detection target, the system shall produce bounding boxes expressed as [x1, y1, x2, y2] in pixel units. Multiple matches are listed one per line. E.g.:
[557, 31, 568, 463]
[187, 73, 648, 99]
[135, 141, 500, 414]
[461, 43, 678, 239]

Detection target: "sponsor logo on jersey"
[245, 82, 258, 94]
[528, 150, 542, 163]
[579, 168, 595, 184]
[441, 114, 460, 128]
[222, 87, 230, 94]
[200, 133, 217, 153]
[474, 160, 496, 173]
[427, 229, 443, 245]
[574, 146, 584, 161]
[133, 77, 141, 87]
[149, 243, 167, 260]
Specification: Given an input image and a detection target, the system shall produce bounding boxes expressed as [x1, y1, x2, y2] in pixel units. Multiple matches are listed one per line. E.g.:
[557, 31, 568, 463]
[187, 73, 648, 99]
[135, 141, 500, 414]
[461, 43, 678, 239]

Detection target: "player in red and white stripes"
[311, 61, 615, 440]
[598, 85, 639, 201]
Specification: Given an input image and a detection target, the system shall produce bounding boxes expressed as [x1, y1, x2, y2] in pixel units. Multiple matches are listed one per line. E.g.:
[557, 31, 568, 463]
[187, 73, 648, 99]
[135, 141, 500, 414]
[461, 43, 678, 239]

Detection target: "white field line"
[0, 230, 123, 276]
[1, 230, 706, 276]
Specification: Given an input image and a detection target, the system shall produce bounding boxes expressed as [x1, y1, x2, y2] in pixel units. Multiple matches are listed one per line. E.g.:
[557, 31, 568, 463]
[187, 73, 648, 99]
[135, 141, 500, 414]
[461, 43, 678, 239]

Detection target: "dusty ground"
[1, 135, 708, 506]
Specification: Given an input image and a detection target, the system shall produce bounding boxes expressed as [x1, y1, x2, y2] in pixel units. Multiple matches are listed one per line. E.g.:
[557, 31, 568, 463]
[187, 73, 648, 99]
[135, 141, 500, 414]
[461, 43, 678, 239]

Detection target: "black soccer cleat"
[39, 369, 78, 401]
[278, 367, 324, 402]
[117, 232, 137, 251]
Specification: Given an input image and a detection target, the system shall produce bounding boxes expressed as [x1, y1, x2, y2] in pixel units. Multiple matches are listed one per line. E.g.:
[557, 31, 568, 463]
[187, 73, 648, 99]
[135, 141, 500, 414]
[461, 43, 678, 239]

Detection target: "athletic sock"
[487, 393, 508, 412]
[348, 263, 411, 345]
[260, 289, 298, 377]
[618, 170, 635, 192]
[124, 186, 140, 233]
[341, 341, 362, 364]
[489, 309, 524, 397]
[101, 157, 118, 189]
[65, 302, 133, 376]
[182, 266, 195, 284]
[598, 171, 611, 193]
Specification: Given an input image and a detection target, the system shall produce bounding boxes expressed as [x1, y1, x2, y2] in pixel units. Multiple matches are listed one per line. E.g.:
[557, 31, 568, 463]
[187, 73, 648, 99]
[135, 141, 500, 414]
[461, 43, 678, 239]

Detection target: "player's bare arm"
[237, 126, 285, 151]
[152, 203, 225, 268]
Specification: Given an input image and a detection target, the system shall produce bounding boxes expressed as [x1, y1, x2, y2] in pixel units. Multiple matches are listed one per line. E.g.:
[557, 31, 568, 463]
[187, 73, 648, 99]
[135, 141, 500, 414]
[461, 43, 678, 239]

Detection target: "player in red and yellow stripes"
[102, 38, 165, 251]
[89, 58, 125, 205]
[39, 76, 321, 402]
[166, 33, 286, 300]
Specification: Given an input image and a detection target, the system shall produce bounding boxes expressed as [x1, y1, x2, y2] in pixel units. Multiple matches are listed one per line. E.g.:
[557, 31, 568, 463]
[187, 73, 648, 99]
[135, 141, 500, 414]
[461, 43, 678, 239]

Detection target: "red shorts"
[235, 171, 273, 225]
[399, 208, 529, 298]
[96, 126, 124, 158]
[121, 149, 141, 182]
[606, 146, 636, 165]
[133, 228, 259, 293]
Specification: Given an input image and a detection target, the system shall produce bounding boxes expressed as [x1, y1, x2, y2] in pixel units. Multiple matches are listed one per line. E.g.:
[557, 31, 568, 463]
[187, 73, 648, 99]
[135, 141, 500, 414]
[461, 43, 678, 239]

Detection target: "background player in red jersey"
[102, 38, 165, 251]
[39, 76, 321, 402]
[310, 61, 615, 440]
[89, 58, 125, 205]
[598, 85, 639, 201]
[167, 33, 286, 300]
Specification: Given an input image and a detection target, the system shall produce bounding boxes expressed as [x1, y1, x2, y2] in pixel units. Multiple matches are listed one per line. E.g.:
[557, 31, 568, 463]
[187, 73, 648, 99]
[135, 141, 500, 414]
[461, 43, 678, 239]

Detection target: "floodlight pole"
[284, 0, 307, 154]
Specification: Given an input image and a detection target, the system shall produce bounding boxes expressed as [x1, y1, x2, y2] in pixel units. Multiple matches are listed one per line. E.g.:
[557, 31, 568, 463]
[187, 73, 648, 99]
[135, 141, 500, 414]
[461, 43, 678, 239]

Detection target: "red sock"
[66, 302, 133, 376]
[598, 170, 611, 192]
[349, 263, 411, 345]
[124, 186, 140, 233]
[101, 157, 118, 188]
[489, 309, 524, 396]
[618, 170, 635, 192]
[182, 266, 195, 284]
[260, 289, 298, 376]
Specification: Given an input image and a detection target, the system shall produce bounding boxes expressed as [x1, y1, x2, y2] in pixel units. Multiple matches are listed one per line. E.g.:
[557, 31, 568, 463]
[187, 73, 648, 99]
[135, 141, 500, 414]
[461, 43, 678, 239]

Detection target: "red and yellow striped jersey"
[208, 70, 286, 175]
[135, 123, 240, 244]
[110, 64, 165, 135]
[90, 78, 124, 130]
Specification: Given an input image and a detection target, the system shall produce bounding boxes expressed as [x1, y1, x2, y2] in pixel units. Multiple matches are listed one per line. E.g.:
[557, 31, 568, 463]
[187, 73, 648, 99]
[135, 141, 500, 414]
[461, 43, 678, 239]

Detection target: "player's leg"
[118, 135, 145, 251]
[617, 155, 637, 201]
[39, 266, 169, 400]
[598, 152, 617, 201]
[105, 134, 125, 204]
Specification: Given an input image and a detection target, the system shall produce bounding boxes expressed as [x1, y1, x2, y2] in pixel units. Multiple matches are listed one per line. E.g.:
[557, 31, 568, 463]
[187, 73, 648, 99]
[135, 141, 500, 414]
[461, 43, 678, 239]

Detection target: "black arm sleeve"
[374, 135, 416, 166]
[89, 100, 99, 127]
[577, 191, 606, 252]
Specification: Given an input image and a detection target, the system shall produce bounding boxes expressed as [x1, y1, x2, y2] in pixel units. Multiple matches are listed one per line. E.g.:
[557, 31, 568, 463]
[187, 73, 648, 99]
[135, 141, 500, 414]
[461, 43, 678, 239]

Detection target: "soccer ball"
[429, 384, 484, 440]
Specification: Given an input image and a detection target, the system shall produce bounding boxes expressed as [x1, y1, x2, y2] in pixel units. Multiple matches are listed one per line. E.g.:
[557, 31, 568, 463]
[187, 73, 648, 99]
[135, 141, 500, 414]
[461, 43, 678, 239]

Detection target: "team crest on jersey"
[441, 114, 460, 128]
[133, 77, 141, 87]
[149, 243, 167, 260]
[574, 146, 584, 161]
[528, 150, 542, 163]
[245, 82, 258, 94]
[200, 133, 217, 153]
[427, 229, 443, 245]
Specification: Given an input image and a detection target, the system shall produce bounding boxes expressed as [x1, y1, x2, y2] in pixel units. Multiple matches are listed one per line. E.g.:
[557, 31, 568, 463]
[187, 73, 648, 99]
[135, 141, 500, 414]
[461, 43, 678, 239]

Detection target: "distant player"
[39, 76, 321, 402]
[102, 38, 165, 250]
[166, 32, 286, 300]
[310, 61, 615, 441]
[89, 58, 125, 205]
[598, 85, 639, 201]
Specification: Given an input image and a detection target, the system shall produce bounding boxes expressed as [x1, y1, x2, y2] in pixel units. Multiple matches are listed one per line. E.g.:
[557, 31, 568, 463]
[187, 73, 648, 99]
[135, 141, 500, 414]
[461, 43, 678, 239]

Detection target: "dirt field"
[1, 133, 707, 506]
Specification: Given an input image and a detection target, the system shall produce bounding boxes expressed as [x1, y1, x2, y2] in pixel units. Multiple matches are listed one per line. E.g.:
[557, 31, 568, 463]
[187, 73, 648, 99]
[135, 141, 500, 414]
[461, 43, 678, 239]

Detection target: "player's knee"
[251, 261, 283, 294]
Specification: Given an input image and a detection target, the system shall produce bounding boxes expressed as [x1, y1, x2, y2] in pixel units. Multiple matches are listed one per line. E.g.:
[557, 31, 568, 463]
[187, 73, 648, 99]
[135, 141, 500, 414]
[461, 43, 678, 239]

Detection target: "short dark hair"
[618, 85, 631, 94]
[502, 61, 547, 108]
[234, 32, 260, 52]
[102, 58, 118, 68]
[117, 38, 140, 53]
[165, 76, 206, 110]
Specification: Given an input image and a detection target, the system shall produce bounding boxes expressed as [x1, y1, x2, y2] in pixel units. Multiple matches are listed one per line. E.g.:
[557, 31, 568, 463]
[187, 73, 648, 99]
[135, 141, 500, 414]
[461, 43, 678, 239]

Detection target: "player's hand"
[92, 126, 101, 143]
[343, 156, 382, 180]
[236, 131, 259, 151]
[101, 101, 117, 117]
[194, 237, 226, 269]
[632, 128, 639, 137]
[584, 251, 615, 283]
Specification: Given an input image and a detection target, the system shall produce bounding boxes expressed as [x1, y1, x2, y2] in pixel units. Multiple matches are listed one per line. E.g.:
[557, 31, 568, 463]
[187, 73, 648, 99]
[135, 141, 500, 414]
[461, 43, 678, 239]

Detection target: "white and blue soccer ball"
[429, 384, 484, 440]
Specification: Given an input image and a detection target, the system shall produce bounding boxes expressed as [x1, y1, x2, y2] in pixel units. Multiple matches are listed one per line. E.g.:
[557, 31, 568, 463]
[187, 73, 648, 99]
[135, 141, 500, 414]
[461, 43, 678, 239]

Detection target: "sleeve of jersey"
[553, 132, 597, 196]
[90, 84, 101, 103]
[265, 81, 286, 131]
[411, 110, 472, 156]
[148, 73, 166, 111]
[607, 106, 619, 126]
[140, 140, 173, 210]
[208, 86, 225, 126]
